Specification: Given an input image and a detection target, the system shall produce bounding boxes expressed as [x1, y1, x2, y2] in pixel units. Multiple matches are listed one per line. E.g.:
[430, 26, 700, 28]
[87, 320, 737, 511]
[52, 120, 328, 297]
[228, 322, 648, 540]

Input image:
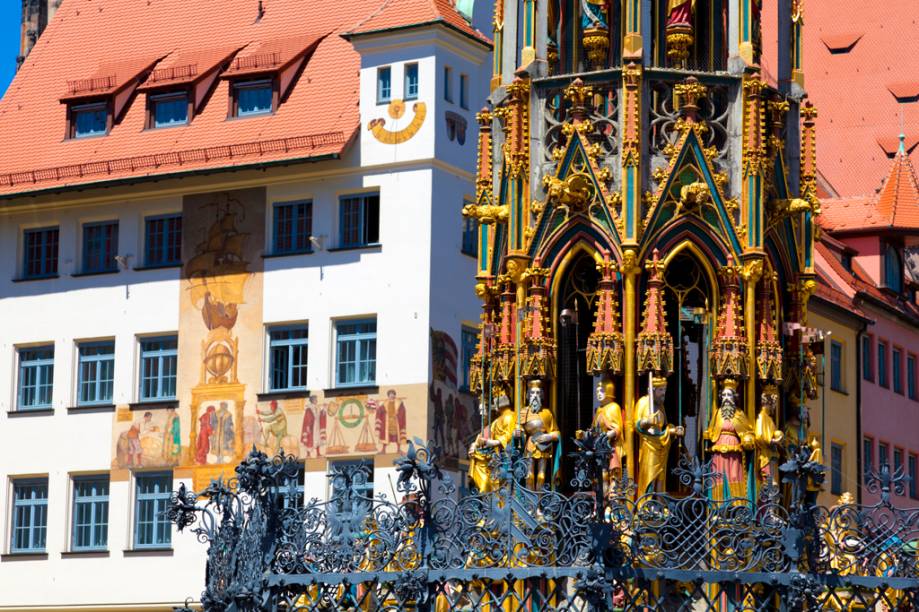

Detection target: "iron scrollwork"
[170, 438, 919, 611]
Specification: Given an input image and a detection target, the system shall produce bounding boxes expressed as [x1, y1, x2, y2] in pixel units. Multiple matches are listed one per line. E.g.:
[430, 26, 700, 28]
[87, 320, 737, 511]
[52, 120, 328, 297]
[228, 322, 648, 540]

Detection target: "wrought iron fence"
[169, 434, 919, 611]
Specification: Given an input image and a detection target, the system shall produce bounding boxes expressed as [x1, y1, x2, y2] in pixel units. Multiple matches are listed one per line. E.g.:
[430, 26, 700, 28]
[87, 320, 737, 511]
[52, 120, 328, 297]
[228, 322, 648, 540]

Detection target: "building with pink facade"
[820, 139, 919, 505]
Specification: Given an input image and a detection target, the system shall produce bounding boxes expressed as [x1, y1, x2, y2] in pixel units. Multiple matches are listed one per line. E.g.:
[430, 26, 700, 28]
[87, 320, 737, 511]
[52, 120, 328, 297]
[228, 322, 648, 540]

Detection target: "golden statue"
[591, 376, 625, 497]
[635, 376, 684, 496]
[468, 394, 517, 493]
[755, 383, 784, 487]
[522, 380, 560, 490]
[705, 379, 755, 500]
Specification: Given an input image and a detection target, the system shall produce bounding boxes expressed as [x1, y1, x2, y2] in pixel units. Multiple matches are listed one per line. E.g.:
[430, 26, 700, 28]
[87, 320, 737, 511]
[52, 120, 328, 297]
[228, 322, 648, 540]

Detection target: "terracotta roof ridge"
[347, 0, 399, 34]
[876, 135, 919, 227]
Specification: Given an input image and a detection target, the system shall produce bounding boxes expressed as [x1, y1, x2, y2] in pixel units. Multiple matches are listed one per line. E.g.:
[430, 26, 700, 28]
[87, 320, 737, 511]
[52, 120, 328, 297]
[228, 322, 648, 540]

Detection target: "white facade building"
[0, 0, 490, 608]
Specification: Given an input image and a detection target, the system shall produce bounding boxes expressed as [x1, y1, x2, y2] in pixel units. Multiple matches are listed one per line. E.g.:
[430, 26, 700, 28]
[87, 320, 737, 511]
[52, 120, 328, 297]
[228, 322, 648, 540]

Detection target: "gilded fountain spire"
[636, 249, 674, 376]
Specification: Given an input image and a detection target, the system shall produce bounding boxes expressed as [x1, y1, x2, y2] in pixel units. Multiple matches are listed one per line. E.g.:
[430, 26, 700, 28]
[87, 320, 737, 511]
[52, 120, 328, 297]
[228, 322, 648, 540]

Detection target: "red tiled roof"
[0, 0, 448, 197]
[821, 138, 919, 234]
[788, 0, 919, 197]
[140, 46, 243, 90]
[345, 0, 490, 45]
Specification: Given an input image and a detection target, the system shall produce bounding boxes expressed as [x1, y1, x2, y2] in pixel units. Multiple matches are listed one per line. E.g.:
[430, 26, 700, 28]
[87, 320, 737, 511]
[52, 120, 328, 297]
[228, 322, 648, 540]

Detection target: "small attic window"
[841, 252, 853, 272]
[232, 79, 275, 117]
[150, 92, 190, 128]
[71, 102, 109, 138]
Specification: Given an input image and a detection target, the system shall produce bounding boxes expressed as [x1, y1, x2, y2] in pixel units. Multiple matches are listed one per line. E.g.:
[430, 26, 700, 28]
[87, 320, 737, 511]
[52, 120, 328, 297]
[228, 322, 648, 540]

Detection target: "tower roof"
[343, 0, 490, 45]
[821, 135, 919, 234]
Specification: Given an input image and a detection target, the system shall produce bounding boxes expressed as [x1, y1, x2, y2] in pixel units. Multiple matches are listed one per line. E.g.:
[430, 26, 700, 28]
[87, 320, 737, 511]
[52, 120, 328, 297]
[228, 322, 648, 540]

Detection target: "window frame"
[81, 220, 119, 274]
[76, 340, 115, 406]
[11, 478, 49, 553]
[328, 459, 374, 539]
[377, 66, 392, 104]
[878, 441, 890, 469]
[17, 345, 54, 411]
[143, 213, 182, 267]
[863, 436, 874, 476]
[830, 339, 844, 393]
[231, 78, 276, 118]
[70, 101, 110, 139]
[909, 454, 918, 499]
[908, 353, 917, 400]
[404, 63, 419, 101]
[133, 472, 173, 549]
[883, 242, 903, 293]
[459, 73, 469, 109]
[878, 340, 889, 388]
[267, 325, 309, 392]
[22, 226, 60, 279]
[893, 347, 904, 394]
[138, 336, 178, 402]
[461, 199, 478, 257]
[334, 318, 378, 388]
[894, 447, 904, 480]
[71, 475, 110, 551]
[149, 91, 191, 128]
[271, 200, 313, 256]
[443, 65, 453, 102]
[830, 442, 844, 496]
[862, 334, 873, 382]
[338, 193, 380, 248]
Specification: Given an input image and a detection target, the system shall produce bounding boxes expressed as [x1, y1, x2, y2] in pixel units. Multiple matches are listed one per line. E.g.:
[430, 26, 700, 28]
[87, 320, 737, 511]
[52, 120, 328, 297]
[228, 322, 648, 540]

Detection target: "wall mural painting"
[250, 386, 426, 459]
[113, 407, 182, 469]
[430, 329, 479, 462]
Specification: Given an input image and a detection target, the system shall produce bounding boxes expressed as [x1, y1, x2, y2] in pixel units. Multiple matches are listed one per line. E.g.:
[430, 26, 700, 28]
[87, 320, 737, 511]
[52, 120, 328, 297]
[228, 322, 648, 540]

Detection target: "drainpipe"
[855, 317, 869, 506]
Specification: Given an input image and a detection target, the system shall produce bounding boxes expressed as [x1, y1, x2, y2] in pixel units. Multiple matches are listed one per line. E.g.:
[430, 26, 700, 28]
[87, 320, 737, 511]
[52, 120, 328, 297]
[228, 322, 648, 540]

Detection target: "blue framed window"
[830, 443, 843, 496]
[18, 345, 54, 410]
[134, 473, 172, 548]
[144, 214, 182, 267]
[335, 319, 377, 387]
[268, 326, 309, 391]
[339, 193, 380, 248]
[461, 326, 477, 390]
[152, 93, 189, 127]
[462, 201, 478, 256]
[82, 220, 119, 273]
[862, 335, 873, 382]
[22, 226, 59, 279]
[884, 244, 903, 293]
[908, 355, 917, 400]
[404, 63, 419, 100]
[878, 341, 888, 388]
[830, 340, 843, 392]
[272, 201, 313, 255]
[139, 336, 177, 401]
[72, 103, 108, 138]
[329, 460, 373, 539]
[273, 465, 305, 509]
[879, 442, 890, 469]
[893, 348, 903, 394]
[72, 476, 109, 551]
[11, 479, 48, 552]
[863, 437, 873, 475]
[235, 80, 273, 116]
[443, 65, 453, 102]
[459, 73, 469, 109]
[77, 341, 115, 406]
[377, 66, 391, 104]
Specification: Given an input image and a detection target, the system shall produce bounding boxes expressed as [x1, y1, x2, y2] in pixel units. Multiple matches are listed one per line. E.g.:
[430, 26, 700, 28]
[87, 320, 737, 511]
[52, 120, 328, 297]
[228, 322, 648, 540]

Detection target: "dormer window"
[404, 63, 419, 100]
[884, 243, 904, 293]
[233, 79, 274, 117]
[72, 103, 109, 138]
[151, 92, 189, 128]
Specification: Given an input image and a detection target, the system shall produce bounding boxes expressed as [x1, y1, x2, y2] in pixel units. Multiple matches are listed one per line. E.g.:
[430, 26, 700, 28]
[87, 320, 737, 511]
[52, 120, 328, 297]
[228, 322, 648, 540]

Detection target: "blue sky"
[0, 2, 21, 100]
